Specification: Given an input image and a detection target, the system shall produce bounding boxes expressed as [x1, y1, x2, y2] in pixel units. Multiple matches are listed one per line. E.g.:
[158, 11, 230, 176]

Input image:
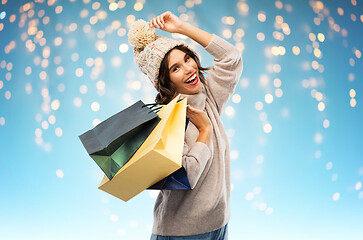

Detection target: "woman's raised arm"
[149, 11, 213, 48]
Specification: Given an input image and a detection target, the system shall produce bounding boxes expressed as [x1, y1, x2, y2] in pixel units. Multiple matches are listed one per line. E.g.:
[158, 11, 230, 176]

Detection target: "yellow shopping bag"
[98, 95, 187, 201]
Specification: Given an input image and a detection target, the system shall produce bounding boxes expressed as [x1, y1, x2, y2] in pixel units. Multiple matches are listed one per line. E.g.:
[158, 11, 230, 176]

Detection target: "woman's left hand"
[149, 11, 183, 33]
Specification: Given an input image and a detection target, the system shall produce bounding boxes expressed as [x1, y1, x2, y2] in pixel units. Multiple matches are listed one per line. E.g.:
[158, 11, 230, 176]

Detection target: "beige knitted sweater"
[152, 34, 243, 236]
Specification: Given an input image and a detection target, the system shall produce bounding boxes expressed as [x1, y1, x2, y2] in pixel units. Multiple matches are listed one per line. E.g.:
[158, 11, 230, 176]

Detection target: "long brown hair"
[155, 45, 209, 104]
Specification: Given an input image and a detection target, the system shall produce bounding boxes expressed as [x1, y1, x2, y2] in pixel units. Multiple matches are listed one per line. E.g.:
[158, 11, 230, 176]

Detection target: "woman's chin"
[187, 82, 202, 94]
[176, 81, 202, 95]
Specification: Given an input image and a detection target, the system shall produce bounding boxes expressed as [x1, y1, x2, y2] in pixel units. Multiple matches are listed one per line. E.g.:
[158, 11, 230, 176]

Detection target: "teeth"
[186, 74, 196, 83]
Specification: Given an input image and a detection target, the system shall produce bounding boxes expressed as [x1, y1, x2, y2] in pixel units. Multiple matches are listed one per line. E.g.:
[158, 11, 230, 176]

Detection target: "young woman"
[128, 11, 243, 240]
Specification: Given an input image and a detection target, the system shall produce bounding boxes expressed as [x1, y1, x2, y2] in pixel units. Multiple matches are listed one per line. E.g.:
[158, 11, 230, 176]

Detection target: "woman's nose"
[183, 63, 193, 74]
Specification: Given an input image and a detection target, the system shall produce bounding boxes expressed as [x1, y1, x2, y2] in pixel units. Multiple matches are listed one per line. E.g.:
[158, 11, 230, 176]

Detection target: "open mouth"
[185, 73, 199, 86]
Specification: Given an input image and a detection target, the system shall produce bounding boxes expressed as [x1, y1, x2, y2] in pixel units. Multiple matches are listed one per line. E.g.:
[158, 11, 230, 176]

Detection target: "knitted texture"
[128, 20, 186, 88]
[152, 34, 244, 236]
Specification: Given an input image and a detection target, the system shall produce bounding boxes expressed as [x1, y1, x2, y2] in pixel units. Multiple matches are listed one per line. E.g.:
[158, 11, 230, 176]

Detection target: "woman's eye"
[185, 56, 190, 62]
[173, 66, 179, 72]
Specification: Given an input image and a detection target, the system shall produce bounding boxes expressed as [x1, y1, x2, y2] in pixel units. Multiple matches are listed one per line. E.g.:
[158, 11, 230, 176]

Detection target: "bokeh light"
[0, 1, 362, 240]
[257, 12, 266, 22]
[263, 123, 272, 133]
[56, 169, 64, 178]
[119, 43, 129, 53]
[91, 102, 100, 112]
[265, 94, 274, 104]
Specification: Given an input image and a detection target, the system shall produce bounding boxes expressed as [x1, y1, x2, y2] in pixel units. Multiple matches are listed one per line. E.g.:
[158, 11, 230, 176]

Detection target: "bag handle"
[143, 98, 185, 114]
[142, 103, 159, 108]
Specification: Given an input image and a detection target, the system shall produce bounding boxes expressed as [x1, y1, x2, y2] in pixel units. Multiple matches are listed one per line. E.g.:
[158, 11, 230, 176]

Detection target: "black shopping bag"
[79, 100, 161, 180]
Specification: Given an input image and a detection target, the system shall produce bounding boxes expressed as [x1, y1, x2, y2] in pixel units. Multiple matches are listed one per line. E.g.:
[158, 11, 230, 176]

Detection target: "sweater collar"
[180, 84, 207, 110]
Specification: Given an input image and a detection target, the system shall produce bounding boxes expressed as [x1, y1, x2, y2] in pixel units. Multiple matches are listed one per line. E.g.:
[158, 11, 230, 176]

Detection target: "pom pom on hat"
[127, 19, 157, 49]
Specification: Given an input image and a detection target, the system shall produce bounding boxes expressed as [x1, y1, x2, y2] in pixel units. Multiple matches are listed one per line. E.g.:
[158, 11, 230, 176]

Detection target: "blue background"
[0, 0, 362, 239]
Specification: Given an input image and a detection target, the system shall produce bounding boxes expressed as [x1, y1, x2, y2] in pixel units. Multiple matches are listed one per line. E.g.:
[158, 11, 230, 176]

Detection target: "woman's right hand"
[186, 105, 212, 146]
[149, 11, 183, 34]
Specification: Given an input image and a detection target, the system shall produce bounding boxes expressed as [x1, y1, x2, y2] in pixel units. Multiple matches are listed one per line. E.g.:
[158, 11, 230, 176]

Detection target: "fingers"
[186, 111, 191, 118]
[186, 105, 195, 113]
[187, 105, 201, 111]
[149, 11, 169, 29]
[150, 17, 160, 29]
[163, 11, 171, 18]
[186, 105, 211, 131]
[162, 11, 170, 21]
[156, 16, 164, 28]
[186, 105, 193, 118]
[149, 16, 163, 29]
[149, 17, 157, 28]
[186, 105, 201, 116]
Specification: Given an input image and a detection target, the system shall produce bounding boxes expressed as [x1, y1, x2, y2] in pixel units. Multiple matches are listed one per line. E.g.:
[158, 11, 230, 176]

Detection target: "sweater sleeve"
[181, 141, 211, 189]
[204, 34, 243, 115]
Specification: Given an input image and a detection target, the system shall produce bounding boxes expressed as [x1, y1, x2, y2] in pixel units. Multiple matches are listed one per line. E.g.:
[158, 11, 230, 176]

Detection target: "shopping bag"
[147, 117, 191, 190]
[98, 95, 187, 201]
[79, 100, 161, 180]
[147, 166, 191, 190]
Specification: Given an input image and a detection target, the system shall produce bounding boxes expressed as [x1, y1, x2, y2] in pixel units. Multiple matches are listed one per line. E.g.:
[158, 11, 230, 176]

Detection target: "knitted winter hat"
[127, 19, 186, 88]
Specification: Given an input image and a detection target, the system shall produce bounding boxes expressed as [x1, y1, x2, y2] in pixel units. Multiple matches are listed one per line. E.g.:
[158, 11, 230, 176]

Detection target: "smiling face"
[167, 48, 202, 95]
